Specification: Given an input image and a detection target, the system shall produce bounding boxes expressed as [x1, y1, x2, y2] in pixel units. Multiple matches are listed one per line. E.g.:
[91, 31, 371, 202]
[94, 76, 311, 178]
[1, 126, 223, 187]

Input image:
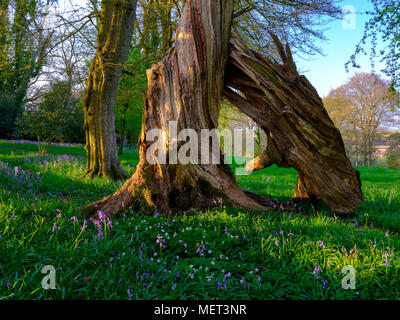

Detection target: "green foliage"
[0, 0, 52, 134]
[0, 94, 17, 138]
[387, 151, 400, 170]
[115, 49, 148, 151]
[219, 101, 265, 157]
[385, 132, 400, 169]
[16, 81, 84, 153]
[0, 141, 399, 299]
[113, 0, 182, 153]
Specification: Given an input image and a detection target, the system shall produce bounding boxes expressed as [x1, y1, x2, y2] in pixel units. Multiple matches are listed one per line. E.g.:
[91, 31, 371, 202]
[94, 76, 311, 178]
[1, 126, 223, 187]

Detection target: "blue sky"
[296, 0, 387, 98]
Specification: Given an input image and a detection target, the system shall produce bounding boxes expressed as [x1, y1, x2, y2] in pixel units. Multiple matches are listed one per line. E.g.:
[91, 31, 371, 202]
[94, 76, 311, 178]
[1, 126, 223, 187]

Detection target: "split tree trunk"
[83, 0, 137, 180]
[80, 0, 265, 218]
[223, 34, 363, 214]
[81, 1, 363, 218]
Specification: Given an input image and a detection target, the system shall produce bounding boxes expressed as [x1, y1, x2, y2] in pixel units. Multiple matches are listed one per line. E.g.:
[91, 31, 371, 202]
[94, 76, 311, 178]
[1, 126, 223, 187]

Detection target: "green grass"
[0, 140, 399, 300]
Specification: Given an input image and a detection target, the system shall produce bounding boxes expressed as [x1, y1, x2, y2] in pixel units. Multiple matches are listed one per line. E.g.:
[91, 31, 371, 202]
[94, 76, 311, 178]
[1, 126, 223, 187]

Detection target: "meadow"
[0, 140, 399, 300]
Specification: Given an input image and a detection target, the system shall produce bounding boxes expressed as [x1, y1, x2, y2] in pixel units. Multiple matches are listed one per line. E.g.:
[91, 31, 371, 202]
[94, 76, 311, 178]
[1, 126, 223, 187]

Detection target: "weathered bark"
[81, 1, 363, 217]
[244, 128, 312, 200]
[80, 0, 265, 218]
[83, 0, 137, 180]
[245, 128, 289, 172]
[293, 176, 313, 200]
[223, 34, 363, 214]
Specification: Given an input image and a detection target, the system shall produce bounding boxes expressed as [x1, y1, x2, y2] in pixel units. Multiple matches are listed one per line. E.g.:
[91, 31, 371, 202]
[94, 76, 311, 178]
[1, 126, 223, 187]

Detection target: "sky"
[296, 0, 388, 98]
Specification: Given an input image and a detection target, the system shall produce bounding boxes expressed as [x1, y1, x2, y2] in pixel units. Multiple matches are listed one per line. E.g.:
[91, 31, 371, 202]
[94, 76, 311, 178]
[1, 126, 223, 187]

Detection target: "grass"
[0, 140, 399, 300]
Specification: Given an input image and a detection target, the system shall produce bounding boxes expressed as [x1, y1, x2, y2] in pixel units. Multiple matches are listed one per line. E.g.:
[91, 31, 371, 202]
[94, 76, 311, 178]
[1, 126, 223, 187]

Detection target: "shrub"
[387, 150, 400, 170]
[16, 81, 84, 153]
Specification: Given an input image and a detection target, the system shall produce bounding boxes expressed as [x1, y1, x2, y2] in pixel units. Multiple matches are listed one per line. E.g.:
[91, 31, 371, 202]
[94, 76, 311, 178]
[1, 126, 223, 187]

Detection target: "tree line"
[324, 73, 400, 169]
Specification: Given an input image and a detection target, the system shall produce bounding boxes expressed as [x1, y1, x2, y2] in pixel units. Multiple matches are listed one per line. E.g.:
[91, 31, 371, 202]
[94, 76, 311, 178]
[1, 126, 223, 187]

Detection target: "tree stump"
[80, 0, 265, 218]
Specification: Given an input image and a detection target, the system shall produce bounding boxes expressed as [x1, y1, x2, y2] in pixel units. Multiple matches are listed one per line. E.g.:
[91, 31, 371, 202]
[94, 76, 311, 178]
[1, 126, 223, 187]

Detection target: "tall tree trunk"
[83, 0, 137, 180]
[118, 112, 127, 155]
[80, 0, 265, 218]
[224, 34, 363, 214]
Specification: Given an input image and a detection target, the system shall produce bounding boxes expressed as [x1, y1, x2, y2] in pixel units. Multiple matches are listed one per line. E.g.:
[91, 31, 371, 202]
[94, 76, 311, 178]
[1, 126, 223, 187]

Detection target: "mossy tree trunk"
[83, 0, 137, 180]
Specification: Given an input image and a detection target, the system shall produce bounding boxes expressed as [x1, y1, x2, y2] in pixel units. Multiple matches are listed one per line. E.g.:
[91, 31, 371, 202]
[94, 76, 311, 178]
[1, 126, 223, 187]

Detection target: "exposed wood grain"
[81, 0, 266, 218]
[224, 34, 363, 214]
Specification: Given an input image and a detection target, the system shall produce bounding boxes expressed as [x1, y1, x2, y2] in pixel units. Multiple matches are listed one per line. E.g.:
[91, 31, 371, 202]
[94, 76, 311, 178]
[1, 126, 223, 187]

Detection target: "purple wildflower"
[196, 241, 206, 255]
[217, 282, 226, 290]
[317, 240, 326, 249]
[81, 220, 88, 231]
[128, 289, 133, 298]
[313, 266, 321, 279]
[52, 222, 59, 233]
[384, 252, 392, 266]
[156, 235, 166, 248]
[107, 219, 113, 229]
